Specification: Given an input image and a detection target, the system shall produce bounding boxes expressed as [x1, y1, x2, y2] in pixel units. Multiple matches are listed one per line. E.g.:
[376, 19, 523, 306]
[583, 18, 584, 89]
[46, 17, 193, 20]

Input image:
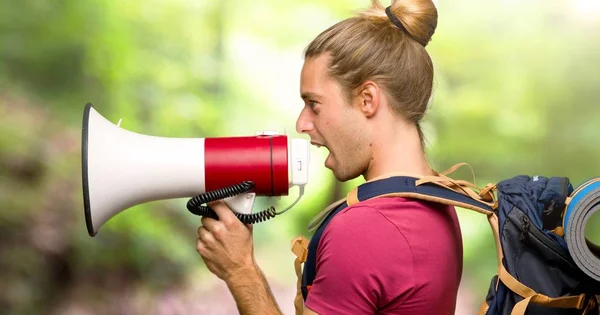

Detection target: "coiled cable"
[186, 181, 277, 224]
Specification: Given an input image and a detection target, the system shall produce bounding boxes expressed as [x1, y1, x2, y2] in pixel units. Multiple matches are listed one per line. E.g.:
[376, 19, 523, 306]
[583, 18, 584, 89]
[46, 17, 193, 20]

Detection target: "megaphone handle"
[188, 202, 277, 225]
[223, 193, 256, 215]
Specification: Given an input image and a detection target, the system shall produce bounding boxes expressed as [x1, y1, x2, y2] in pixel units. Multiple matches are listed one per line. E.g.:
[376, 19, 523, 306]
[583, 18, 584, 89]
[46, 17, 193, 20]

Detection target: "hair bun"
[389, 0, 438, 47]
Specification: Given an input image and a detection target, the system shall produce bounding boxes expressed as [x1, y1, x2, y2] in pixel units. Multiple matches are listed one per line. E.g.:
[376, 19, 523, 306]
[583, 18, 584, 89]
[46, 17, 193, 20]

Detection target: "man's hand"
[195, 201, 282, 314]
[196, 200, 255, 282]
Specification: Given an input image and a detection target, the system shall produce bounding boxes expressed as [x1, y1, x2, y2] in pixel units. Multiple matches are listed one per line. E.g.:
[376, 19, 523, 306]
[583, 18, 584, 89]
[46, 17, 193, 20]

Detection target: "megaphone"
[81, 103, 309, 237]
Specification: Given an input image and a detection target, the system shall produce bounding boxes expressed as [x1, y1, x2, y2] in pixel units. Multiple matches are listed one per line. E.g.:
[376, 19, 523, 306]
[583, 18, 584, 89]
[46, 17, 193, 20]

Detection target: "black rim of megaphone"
[82, 103, 96, 237]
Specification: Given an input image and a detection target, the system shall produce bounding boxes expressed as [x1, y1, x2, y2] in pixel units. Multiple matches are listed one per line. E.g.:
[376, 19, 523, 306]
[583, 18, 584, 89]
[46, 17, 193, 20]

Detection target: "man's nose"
[295, 107, 314, 134]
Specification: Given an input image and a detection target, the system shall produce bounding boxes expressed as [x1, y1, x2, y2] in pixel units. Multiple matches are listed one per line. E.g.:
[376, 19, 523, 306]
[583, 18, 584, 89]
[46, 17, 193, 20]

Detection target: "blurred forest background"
[1, 0, 599, 314]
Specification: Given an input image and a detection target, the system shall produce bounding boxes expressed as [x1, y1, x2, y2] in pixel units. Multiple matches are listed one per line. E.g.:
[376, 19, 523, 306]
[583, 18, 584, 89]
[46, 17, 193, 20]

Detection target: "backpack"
[290, 164, 600, 315]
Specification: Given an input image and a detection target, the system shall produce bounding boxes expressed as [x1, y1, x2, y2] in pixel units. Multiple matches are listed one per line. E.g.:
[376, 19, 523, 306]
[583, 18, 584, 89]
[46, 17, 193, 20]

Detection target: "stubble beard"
[329, 144, 368, 182]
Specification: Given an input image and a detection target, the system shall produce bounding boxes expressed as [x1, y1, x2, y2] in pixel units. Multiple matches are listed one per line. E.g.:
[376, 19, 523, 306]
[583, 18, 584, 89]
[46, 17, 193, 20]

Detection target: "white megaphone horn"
[81, 103, 310, 237]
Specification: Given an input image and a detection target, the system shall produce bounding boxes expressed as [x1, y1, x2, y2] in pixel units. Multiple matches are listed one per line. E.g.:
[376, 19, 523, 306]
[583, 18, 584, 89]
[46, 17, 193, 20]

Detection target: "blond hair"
[305, 0, 438, 143]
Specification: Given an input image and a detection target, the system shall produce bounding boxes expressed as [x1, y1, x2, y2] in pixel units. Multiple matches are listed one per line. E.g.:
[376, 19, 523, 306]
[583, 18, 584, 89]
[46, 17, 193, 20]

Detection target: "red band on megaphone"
[270, 135, 289, 195]
[204, 135, 289, 196]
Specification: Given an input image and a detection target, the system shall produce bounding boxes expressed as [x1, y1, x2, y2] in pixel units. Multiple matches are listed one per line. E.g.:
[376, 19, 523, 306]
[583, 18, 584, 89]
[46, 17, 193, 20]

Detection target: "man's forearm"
[225, 264, 282, 315]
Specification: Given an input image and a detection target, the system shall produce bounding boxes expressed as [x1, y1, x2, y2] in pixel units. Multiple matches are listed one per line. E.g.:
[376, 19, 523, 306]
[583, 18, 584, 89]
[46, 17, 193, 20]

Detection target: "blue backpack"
[481, 175, 600, 315]
[291, 165, 600, 315]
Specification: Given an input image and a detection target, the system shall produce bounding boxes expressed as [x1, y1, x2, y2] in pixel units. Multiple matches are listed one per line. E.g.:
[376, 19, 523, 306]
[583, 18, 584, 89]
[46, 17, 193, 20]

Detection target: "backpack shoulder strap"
[307, 197, 347, 233]
[346, 174, 496, 215]
[308, 164, 499, 232]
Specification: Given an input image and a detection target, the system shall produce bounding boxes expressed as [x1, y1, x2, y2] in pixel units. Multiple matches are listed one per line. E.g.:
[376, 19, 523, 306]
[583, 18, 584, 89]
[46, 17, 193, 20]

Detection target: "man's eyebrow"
[301, 92, 323, 100]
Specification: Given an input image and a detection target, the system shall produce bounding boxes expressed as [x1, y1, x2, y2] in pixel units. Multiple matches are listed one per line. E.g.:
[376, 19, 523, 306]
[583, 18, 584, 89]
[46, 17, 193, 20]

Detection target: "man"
[196, 0, 463, 314]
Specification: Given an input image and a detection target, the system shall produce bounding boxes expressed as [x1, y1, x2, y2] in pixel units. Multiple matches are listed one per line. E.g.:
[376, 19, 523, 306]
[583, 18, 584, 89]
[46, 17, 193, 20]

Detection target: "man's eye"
[308, 101, 318, 109]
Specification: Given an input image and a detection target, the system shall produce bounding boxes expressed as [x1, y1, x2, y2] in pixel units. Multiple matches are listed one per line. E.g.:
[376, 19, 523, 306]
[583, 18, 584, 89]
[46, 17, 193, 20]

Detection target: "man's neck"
[363, 125, 433, 181]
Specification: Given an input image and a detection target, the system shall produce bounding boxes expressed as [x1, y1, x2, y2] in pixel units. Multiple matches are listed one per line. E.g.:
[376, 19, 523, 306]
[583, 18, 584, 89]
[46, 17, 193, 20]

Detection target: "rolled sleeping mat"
[564, 178, 600, 281]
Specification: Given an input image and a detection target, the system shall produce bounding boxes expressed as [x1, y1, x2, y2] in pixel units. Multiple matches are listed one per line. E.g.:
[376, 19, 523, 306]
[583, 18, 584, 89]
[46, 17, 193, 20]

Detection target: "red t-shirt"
[305, 197, 463, 314]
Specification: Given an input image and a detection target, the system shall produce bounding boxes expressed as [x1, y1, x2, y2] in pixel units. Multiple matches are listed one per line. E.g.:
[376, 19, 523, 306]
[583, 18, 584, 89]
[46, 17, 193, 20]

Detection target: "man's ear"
[356, 81, 380, 118]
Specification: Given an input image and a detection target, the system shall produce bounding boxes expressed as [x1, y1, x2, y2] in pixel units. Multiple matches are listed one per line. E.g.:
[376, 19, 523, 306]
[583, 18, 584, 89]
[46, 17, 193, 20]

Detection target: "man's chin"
[324, 161, 342, 180]
[326, 157, 360, 182]
[335, 166, 369, 182]
[331, 168, 358, 183]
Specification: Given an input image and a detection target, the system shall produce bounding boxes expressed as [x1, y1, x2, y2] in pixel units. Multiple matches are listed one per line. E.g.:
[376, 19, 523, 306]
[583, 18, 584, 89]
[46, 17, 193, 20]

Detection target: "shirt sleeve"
[304, 205, 415, 314]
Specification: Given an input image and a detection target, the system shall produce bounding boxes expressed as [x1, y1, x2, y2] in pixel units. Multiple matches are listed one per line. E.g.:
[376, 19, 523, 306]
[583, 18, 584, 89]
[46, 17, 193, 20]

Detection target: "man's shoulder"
[318, 198, 415, 253]
[325, 198, 415, 232]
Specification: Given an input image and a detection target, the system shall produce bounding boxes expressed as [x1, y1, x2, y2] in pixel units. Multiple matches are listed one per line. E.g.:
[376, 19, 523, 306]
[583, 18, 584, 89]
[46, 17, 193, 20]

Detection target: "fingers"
[207, 200, 237, 225]
[196, 225, 221, 258]
[197, 226, 216, 246]
[200, 215, 219, 231]
[196, 237, 207, 256]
